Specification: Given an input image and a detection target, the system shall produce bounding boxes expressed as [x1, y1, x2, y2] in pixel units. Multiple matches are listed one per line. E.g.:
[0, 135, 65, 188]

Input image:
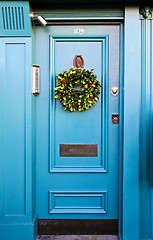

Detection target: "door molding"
[33, 9, 124, 22]
[49, 36, 109, 173]
[123, 6, 140, 240]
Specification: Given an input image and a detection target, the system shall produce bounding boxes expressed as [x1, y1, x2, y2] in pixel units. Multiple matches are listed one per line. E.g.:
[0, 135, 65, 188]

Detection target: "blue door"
[36, 25, 120, 221]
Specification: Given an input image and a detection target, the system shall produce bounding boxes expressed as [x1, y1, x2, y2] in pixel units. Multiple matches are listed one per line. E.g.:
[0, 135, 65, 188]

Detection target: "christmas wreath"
[54, 68, 101, 112]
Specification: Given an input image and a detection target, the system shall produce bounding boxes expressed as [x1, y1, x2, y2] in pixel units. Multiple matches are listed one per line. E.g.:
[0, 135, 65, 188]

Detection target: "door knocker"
[73, 55, 85, 69]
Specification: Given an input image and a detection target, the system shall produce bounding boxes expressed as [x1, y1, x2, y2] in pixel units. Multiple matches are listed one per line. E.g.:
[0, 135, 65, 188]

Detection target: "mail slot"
[60, 144, 98, 157]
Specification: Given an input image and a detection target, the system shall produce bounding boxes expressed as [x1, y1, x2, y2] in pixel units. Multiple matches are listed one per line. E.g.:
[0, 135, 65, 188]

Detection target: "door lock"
[112, 114, 119, 124]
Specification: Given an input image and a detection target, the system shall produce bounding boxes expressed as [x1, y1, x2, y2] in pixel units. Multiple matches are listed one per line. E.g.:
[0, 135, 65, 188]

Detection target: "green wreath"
[54, 68, 101, 112]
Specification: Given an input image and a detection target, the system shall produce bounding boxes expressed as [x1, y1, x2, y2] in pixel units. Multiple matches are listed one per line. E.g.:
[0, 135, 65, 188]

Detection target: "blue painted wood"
[151, 20, 153, 240]
[140, 19, 153, 240]
[123, 7, 140, 240]
[35, 25, 120, 220]
[118, 22, 124, 240]
[31, 25, 37, 221]
[1, 2, 152, 239]
[50, 37, 108, 173]
[49, 191, 107, 214]
[0, 1, 31, 37]
[5, 43, 26, 216]
[0, 214, 37, 240]
[0, 37, 37, 239]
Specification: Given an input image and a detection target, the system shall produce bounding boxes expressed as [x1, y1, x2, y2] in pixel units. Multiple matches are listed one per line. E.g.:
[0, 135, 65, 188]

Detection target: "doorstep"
[38, 235, 118, 240]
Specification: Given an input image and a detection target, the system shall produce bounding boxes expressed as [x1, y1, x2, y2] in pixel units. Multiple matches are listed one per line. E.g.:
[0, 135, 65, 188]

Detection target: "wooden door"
[36, 24, 120, 226]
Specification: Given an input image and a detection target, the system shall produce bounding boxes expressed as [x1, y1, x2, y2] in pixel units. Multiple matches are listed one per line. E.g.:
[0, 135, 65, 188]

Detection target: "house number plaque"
[73, 28, 84, 34]
[60, 144, 98, 157]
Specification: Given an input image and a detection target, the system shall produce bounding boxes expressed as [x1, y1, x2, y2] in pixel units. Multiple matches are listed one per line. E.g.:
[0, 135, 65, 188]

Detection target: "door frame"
[123, 7, 140, 240]
[32, 7, 140, 240]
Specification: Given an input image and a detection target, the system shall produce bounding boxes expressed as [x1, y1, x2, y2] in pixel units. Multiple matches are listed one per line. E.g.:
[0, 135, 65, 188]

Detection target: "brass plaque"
[60, 144, 98, 157]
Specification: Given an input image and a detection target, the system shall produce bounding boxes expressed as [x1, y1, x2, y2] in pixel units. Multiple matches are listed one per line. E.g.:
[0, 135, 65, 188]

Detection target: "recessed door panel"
[50, 38, 108, 172]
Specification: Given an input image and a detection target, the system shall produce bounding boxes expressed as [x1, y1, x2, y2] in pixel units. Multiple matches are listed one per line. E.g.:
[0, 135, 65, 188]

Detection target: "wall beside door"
[0, 2, 37, 240]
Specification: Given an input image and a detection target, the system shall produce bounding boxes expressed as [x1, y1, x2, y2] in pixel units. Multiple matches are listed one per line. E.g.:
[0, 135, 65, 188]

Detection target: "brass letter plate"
[60, 144, 98, 157]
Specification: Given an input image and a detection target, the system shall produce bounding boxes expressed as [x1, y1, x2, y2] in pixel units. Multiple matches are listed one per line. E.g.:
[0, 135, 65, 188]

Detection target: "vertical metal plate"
[32, 64, 40, 96]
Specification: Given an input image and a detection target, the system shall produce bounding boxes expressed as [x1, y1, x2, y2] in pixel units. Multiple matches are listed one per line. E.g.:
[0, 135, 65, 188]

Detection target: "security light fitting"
[37, 15, 47, 26]
[30, 12, 47, 27]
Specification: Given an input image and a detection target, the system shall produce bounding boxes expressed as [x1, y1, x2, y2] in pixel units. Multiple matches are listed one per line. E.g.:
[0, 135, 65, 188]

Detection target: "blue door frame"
[0, 2, 147, 240]
[123, 7, 140, 240]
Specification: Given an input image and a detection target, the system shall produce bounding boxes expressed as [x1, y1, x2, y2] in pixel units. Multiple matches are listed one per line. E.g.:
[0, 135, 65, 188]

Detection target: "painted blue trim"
[48, 191, 108, 214]
[0, 1, 31, 37]
[150, 19, 153, 240]
[140, 18, 153, 240]
[123, 7, 140, 240]
[118, 22, 124, 240]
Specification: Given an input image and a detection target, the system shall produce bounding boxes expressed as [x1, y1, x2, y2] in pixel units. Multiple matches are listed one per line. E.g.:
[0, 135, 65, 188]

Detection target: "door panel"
[50, 38, 107, 172]
[36, 25, 120, 220]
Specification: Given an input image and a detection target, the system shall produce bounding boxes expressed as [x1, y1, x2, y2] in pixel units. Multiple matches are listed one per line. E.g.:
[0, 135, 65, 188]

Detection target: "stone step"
[38, 235, 118, 240]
